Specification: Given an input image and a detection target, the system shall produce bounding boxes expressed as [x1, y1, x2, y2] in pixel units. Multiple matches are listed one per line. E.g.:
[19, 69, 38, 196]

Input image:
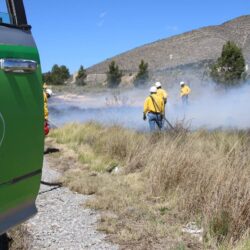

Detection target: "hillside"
[87, 15, 250, 74]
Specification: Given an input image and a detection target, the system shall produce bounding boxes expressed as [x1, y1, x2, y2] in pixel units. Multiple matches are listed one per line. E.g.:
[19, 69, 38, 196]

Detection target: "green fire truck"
[0, 0, 44, 241]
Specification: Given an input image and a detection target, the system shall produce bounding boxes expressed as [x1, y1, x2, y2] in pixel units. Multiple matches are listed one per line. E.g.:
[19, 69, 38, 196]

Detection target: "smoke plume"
[49, 82, 250, 130]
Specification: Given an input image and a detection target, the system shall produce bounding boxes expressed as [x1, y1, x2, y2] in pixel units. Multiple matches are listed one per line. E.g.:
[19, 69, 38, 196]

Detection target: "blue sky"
[24, 0, 250, 73]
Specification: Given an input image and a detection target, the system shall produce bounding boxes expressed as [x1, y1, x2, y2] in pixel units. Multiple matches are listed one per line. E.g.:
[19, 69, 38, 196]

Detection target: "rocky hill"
[87, 15, 250, 75]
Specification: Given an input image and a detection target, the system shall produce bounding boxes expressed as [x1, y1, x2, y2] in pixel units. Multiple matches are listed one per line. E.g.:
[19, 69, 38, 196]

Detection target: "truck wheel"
[0, 234, 9, 250]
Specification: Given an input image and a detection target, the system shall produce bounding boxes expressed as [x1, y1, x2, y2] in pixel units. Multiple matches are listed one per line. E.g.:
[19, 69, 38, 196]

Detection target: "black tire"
[0, 234, 9, 250]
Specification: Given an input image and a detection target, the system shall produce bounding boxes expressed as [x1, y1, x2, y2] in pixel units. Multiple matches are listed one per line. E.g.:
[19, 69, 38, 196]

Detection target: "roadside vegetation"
[75, 65, 87, 86]
[107, 61, 123, 88]
[134, 59, 149, 87]
[9, 225, 31, 250]
[210, 41, 246, 86]
[48, 123, 250, 249]
[43, 64, 70, 85]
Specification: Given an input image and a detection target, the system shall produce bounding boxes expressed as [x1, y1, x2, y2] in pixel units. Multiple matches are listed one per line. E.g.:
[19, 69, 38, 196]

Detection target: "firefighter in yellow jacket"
[43, 91, 48, 120]
[143, 86, 164, 131]
[43, 84, 49, 119]
[155, 81, 168, 122]
[43, 83, 49, 135]
[180, 81, 191, 105]
[155, 82, 168, 104]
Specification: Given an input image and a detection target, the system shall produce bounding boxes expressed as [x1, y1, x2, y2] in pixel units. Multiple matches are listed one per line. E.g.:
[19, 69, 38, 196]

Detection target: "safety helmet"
[150, 86, 157, 93]
[180, 81, 185, 86]
[155, 82, 161, 88]
[46, 89, 53, 97]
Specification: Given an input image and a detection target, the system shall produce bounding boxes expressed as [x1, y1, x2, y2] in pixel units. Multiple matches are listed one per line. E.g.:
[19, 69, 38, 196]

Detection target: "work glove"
[143, 113, 147, 121]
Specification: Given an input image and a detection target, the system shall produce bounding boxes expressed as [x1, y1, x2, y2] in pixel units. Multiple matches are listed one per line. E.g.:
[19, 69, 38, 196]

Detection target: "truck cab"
[0, 0, 44, 234]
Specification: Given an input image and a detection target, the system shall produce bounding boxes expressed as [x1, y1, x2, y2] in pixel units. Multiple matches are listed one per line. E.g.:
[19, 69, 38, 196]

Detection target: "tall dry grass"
[147, 131, 250, 243]
[50, 123, 250, 248]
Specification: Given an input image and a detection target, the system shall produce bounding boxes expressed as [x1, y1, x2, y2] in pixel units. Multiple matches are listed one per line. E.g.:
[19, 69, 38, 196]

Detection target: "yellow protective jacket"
[157, 88, 168, 102]
[44, 91, 49, 120]
[144, 94, 164, 114]
[180, 85, 191, 97]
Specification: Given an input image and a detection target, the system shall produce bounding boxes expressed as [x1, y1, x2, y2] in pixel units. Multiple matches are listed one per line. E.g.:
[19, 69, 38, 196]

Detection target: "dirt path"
[24, 158, 118, 250]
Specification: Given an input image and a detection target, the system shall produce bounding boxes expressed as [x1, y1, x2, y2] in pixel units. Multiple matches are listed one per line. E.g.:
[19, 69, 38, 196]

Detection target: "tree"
[76, 65, 87, 86]
[42, 71, 52, 83]
[134, 60, 149, 86]
[42, 64, 70, 85]
[210, 41, 246, 85]
[58, 65, 70, 81]
[106, 61, 123, 88]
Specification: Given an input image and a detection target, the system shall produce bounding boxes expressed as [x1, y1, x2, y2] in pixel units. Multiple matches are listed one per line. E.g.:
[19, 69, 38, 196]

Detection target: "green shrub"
[210, 41, 246, 85]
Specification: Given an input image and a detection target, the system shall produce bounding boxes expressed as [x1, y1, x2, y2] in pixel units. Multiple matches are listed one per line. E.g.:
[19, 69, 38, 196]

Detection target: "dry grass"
[49, 123, 250, 249]
[8, 225, 32, 250]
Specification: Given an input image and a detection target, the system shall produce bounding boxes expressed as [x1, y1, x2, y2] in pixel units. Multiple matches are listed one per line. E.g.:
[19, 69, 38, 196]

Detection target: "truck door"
[0, 0, 44, 234]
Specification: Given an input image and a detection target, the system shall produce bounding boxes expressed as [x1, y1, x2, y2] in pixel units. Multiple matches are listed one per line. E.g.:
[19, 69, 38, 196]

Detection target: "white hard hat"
[180, 81, 185, 86]
[46, 88, 53, 96]
[155, 82, 161, 88]
[150, 86, 157, 93]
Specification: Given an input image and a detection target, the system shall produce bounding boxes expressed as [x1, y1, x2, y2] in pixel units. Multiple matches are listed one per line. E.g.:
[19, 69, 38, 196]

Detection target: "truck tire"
[0, 234, 9, 250]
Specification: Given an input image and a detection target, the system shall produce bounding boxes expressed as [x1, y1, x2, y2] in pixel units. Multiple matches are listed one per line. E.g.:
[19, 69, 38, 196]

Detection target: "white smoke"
[49, 82, 250, 130]
[167, 82, 250, 130]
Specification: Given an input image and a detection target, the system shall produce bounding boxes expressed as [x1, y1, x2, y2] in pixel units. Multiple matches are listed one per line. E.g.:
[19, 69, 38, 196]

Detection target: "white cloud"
[166, 25, 179, 32]
[97, 19, 105, 27]
[97, 11, 108, 27]
[99, 11, 107, 19]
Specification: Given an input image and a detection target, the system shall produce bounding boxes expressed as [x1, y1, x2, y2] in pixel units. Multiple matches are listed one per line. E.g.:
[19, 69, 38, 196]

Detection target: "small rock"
[182, 222, 203, 242]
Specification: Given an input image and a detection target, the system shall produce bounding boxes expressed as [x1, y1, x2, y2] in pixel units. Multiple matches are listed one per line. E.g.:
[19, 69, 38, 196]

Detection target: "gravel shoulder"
[24, 158, 118, 250]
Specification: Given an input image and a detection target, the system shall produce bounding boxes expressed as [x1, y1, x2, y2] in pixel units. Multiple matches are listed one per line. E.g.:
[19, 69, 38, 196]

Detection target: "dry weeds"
[49, 123, 250, 249]
[8, 225, 32, 250]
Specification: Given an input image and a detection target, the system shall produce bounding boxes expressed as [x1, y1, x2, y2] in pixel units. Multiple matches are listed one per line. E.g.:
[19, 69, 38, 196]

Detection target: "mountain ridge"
[87, 15, 250, 74]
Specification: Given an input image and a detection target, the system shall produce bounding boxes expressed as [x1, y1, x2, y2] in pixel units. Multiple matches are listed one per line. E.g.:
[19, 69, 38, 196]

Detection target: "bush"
[75, 65, 87, 86]
[134, 60, 149, 86]
[210, 41, 246, 85]
[43, 64, 70, 85]
[106, 61, 122, 88]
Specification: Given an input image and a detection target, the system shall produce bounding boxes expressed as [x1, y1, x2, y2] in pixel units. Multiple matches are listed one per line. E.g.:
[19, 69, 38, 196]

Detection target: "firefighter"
[180, 81, 191, 105]
[155, 81, 168, 122]
[43, 82, 53, 98]
[43, 83, 49, 135]
[143, 86, 164, 131]
[155, 82, 168, 104]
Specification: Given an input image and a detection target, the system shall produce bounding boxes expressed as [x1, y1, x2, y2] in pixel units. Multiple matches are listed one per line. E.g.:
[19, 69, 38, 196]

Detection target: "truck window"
[0, 0, 12, 24]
